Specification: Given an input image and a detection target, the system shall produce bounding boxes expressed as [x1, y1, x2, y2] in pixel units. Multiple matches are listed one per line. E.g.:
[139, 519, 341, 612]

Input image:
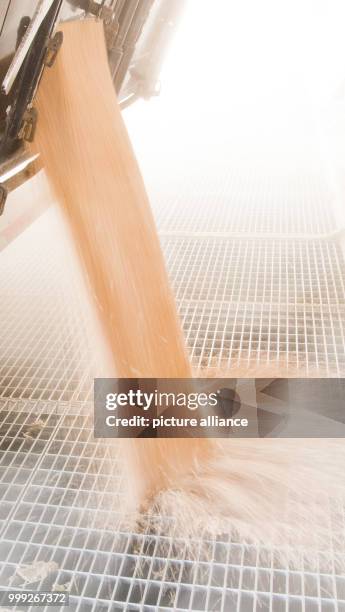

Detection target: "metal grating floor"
[164, 237, 345, 373]
[1, 402, 345, 612]
[150, 168, 338, 237]
[154, 165, 345, 375]
[0, 164, 345, 610]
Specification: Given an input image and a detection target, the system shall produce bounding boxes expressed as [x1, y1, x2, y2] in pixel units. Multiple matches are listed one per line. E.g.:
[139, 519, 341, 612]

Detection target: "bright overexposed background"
[124, 0, 345, 181]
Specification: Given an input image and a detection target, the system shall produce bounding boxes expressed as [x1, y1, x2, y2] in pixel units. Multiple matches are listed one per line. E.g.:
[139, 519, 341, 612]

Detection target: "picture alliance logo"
[105, 389, 219, 411]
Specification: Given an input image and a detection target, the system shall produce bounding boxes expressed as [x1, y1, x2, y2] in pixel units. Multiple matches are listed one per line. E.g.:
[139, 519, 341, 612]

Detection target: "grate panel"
[165, 237, 345, 374]
[151, 167, 338, 236]
[0, 398, 345, 611]
[1, 167, 345, 609]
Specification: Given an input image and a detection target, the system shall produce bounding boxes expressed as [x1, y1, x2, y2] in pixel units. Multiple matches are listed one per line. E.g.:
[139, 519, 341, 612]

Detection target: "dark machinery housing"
[0, 0, 185, 210]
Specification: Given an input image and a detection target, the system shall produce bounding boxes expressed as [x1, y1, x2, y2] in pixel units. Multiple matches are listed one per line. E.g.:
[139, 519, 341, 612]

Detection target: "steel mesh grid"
[162, 236, 345, 374]
[0, 169, 345, 610]
[150, 167, 337, 237]
[0, 401, 345, 612]
[0, 212, 106, 405]
[1, 206, 345, 406]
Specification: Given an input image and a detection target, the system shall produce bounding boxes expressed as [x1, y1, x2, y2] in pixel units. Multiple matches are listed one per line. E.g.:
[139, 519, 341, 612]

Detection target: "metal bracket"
[87, 1, 119, 50]
[45, 31, 63, 67]
[18, 107, 38, 142]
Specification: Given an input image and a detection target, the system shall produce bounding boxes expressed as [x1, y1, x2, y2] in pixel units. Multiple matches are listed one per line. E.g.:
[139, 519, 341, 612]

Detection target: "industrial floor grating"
[150, 168, 338, 237]
[1, 163, 345, 610]
[1, 401, 345, 612]
[163, 236, 345, 373]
